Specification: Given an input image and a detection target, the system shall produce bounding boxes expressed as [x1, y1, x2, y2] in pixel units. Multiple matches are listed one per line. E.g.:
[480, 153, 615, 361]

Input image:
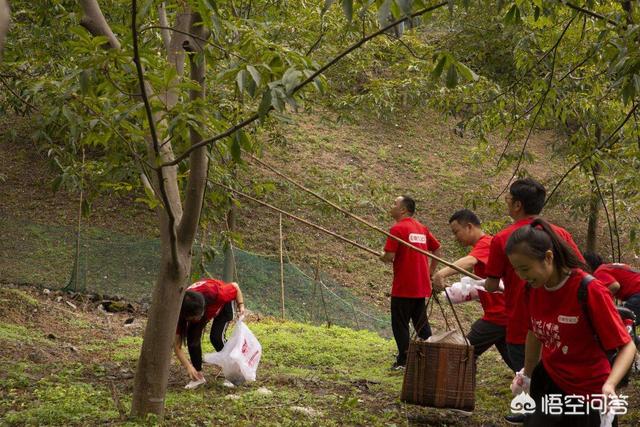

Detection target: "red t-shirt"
[593, 264, 640, 301]
[384, 217, 441, 298]
[485, 217, 585, 344]
[188, 279, 237, 322]
[469, 235, 508, 326]
[524, 269, 630, 395]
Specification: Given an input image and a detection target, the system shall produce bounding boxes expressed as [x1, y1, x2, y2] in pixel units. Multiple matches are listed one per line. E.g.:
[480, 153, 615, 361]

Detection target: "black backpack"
[578, 274, 637, 387]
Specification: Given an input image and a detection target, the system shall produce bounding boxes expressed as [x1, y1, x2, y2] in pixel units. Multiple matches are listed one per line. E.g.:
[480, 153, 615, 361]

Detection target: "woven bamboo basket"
[400, 338, 476, 410]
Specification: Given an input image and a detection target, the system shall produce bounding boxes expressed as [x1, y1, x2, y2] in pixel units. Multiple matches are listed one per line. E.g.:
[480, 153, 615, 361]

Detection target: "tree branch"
[78, 0, 121, 49]
[178, 13, 210, 246]
[610, 183, 621, 262]
[132, 0, 179, 268]
[495, 13, 577, 199]
[139, 25, 247, 62]
[0, 74, 39, 111]
[305, 31, 325, 56]
[544, 102, 638, 205]
[0, 0, 9, 64]
[157, 2, 171, 55]
[161, 1, 449, 167]
[564, 1, 619, 26]
[592, 166, 616, 261]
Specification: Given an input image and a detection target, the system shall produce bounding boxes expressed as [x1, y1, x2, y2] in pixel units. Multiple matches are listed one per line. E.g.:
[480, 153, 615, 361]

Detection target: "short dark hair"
[505, 218, 585, 272]
[509, 178, 546, 215]
[400, 195, 416, 215]
[583, 251, 604, 272]
[449, 209, 481, 226]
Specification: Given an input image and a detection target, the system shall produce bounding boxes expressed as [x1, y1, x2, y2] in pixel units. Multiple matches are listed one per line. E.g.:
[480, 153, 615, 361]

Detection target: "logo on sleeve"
[408, 233, 427, 244]
[558, 315, 579, 324]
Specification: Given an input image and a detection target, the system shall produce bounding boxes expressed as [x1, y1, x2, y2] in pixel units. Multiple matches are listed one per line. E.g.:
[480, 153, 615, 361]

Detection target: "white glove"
[510, 368, 531, 395]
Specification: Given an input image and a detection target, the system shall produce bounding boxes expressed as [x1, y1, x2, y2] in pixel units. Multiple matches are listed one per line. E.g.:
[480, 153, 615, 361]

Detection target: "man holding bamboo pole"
[431, 209, 515, 371]
[380, 195, 442, 370]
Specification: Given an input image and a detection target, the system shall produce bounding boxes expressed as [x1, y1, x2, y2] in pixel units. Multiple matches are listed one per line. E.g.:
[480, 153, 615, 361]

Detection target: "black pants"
[187, 302, 234, 371]
[391, 297, 431, 366]
[507, 343, 526, 372]
[624, 293, 640, 327]
[524, 362, 616, 427]
[467, 319, 516, 372]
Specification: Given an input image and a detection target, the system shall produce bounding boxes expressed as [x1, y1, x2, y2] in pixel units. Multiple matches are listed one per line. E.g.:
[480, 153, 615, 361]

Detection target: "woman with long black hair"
[173, 278, 245, 383]
[505, 218, 635, 426]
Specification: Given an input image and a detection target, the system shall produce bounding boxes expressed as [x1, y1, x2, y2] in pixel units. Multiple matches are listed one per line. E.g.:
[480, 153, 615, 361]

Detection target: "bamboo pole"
[73, 148, 86, 291]
[310, 257, 320, 322]
[279, 214, 285, 320]
[213, 182, 381, 256]
[245, 152, 481, 280]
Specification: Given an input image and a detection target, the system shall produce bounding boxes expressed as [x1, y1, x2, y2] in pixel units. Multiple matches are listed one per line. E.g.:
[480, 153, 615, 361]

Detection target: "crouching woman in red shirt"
[174, 279, 246, 382]
[505, 218, 635, 427]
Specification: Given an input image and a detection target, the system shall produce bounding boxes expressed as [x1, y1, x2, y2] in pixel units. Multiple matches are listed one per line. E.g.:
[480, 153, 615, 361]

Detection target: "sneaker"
[184, 377, 206, 390]
[504, 413, 525, 424]
[391, 363, 405, 371]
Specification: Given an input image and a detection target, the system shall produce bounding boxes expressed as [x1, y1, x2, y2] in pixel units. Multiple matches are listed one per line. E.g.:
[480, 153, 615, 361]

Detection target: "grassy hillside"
[2, 286, 638, 426]
[1, 107, 639, 425]
[232, 106, 592, 307]
[2, 106, 595, 306]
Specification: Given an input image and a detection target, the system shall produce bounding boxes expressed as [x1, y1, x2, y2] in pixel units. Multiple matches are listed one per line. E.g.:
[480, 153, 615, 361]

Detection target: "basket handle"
[410, 296, 434, 340]
[437, 291, 471, 348]
[411, 293, 471, 351]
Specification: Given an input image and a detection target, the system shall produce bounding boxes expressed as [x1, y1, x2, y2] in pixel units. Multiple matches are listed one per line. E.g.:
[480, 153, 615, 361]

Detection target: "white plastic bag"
[203, 317, 262, 385]
[442, 277, 505, 304]
[510, 368, 531, 395]
[426, 330, 467, 345]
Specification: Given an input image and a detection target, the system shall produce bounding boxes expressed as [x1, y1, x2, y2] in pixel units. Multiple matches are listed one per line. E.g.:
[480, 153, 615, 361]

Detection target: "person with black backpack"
[584, 251, 640, 328]
[505, 218, 636, 426]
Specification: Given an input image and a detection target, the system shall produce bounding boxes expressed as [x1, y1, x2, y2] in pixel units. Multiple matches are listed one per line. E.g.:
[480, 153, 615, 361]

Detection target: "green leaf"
[456, 61, 479, 82]
[282, 68, 302, 94]
[236, 69, 248, 94]
[235, 129, 251, 150]
[313, 77, 326, 94]
[258, 89, 272, 121]
[431, 54, 448, 79]
[79, 70, 90, 95]
[247, 65, 261, 87]
[447, 0, 454, 15]
[322, 0, 336, 16]
[504, 4, 521, 25]
[271, 88, 285, 112]
[633, 74, 640, 95]
[342, 0, 353, 22]
[230, 136, 241, 162]
[446, 63, 458, 88]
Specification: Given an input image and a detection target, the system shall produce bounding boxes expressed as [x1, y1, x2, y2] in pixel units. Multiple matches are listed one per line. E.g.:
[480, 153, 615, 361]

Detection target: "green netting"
[0, 216, 391, 336]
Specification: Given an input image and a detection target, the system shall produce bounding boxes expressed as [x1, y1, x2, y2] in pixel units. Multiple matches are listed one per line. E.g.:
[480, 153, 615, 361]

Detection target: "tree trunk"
[130, 11, 209, 419]
[0, 0, 9, 64]
[130, 257, 188, 417]
[222, 202, 237, 282]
